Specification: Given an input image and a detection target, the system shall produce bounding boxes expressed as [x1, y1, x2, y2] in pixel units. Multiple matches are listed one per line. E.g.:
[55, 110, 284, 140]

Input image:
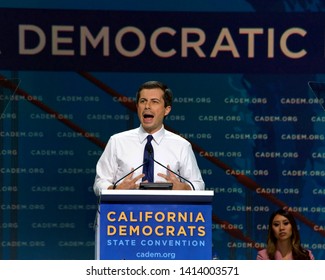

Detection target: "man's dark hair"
[136, 81, 173, 107]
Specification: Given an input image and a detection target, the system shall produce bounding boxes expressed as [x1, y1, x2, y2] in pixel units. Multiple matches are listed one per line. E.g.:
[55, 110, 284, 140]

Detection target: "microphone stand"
[146, 145, 195, 190]
[151, 158, 195, 190]
[112, 161, 147, 189]
[113, 145, 196, 190]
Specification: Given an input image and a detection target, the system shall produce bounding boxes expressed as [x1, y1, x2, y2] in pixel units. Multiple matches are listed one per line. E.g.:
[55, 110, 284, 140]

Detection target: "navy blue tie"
[142, 135, 154, 182]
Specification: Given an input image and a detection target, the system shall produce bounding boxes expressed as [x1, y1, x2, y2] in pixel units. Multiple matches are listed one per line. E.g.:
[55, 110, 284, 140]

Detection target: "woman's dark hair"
[266, 208, 311, 260]
[136, 81, 173, 107]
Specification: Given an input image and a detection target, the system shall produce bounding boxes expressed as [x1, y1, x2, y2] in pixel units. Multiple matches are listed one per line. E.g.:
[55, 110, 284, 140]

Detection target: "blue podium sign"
[97, 190, 213, 260]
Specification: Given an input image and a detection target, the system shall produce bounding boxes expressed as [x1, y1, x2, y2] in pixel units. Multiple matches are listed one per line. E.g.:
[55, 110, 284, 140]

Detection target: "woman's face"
[272, 214, 293, 241]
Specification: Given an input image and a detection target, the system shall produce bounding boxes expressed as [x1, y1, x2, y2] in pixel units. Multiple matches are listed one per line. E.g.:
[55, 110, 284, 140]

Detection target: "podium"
[95, 190, 214, 260]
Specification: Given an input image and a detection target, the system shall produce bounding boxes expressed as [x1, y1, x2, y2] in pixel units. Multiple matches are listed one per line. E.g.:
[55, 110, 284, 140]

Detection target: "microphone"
[112, 161, 148, 189]
[146, 145, 195, 190]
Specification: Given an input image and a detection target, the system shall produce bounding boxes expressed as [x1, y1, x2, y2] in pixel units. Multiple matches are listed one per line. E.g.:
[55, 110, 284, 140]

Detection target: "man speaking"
[93, 80, 205, 195]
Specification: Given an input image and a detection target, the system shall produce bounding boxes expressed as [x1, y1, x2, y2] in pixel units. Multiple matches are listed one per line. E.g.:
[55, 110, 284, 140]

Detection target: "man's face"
[137, 88, 171, 134]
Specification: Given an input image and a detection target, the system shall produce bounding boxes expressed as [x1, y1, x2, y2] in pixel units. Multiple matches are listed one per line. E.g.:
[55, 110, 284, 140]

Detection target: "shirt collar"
[139, 125, 165, 145]
[274, 250, 293, 260]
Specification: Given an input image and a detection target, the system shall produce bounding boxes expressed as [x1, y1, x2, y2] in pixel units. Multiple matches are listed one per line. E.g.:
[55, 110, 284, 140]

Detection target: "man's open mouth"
[143, 113, 154, 119]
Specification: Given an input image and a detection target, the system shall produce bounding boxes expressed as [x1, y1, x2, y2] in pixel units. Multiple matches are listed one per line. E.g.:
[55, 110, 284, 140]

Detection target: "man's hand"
[157, 165, 192, 190]
[109, 168, 145, 190]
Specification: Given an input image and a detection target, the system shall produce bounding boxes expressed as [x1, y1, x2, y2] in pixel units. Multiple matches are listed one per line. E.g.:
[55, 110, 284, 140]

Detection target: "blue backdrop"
[0, 0, 325, 260]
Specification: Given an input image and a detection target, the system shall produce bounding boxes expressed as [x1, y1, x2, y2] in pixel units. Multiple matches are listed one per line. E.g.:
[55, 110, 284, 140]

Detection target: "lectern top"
[99, 189, 214, 203]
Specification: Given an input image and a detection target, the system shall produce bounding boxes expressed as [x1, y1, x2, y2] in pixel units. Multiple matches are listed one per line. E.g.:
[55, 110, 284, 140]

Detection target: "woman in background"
[257, 208, 314, 260]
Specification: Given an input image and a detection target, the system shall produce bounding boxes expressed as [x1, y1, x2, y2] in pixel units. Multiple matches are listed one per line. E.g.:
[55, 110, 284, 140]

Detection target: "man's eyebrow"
[140, 97, 161, 101]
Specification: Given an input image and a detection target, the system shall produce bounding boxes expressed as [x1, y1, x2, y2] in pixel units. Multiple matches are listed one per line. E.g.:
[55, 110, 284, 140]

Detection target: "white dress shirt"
[93, 125, 205, 195]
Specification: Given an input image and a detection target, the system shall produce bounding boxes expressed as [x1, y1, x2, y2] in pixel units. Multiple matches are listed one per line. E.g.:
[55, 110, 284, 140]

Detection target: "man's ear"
[164, 106, 171, 116]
